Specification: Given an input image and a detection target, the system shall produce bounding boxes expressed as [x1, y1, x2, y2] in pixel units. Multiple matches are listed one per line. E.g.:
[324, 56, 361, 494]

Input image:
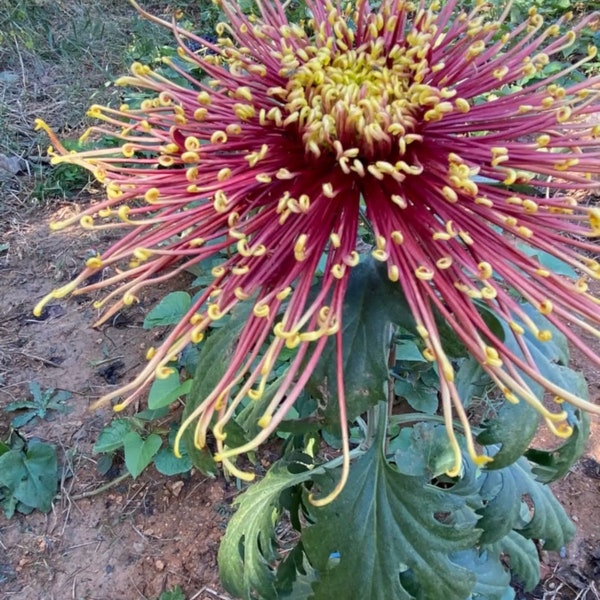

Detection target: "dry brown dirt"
[0, 202, 599, 600]
[0, 207, 233, 599]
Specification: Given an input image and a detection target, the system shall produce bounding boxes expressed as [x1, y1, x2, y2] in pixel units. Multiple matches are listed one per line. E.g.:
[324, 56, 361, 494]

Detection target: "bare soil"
[0, 208, 233, 599]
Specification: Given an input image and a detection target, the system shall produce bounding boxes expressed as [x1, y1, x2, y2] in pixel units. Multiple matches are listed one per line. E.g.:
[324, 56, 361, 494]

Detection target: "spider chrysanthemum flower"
[35, 0, 600, 501]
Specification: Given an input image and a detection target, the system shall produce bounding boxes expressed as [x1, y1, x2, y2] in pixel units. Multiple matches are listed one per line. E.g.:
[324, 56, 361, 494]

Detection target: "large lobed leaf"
[302, 443, 480, 600]
[218, 460, 320, 600]
[476, 455, 574, 548]
[525, 410, 590, 484]
[478, 303, 588, 470]
[485, 531, 540, 592]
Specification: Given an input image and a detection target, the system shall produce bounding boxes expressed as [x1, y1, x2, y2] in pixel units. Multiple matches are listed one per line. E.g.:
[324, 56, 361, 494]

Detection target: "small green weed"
[88, 291, 205, 482]
[94, 408, 195, 479]
[156, 586, 186, 600]
[0, 432, 58, 518]
[5, 381, 72, 428]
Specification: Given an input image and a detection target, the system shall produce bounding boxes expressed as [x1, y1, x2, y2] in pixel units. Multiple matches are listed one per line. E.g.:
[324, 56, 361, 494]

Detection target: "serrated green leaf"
[279, 554, 318, 600]
[143, 291, 192, 329]
[477, 399, 539, 470]
[123, 432, 162, 478]
[392, 423, 456, 478]
[307, 259, 413, 426]
[519, 303, 569, 366]
[154, 447, 192, 476]
[516, 242, 578, 279]
[10, 411, 37, 428]
[451, 549, 511, 600]
[148, 374, 192, 410]
[526, 410, 590, 484]
[302, 443, 479, 600]
[0, 442, 57, 515]
[219, 460, 321, 600]
[437, 302, 504, 360]
[93, 419, 133, 453]
[48, 389, 72, 408]
[476, 303, 586, 471]
[497, 304, 569, 398]
[29, 380, 43, 403]
[236, 375, 287, 438]
[486, 531, 540, 592]
[477, 456, 574, 547]
[4, 399, 37, 412]
[515, 459, 575, 549]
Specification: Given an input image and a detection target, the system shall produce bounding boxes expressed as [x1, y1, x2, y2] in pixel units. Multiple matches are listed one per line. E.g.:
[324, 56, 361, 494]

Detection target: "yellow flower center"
[268, 8, 459, 166]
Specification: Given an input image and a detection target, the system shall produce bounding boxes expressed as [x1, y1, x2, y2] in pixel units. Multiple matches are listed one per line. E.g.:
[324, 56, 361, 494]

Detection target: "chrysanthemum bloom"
[35, 0, 600, 502]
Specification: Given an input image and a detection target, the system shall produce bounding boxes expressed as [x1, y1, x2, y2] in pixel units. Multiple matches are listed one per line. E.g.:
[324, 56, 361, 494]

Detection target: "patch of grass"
[0, 0, 218, 207]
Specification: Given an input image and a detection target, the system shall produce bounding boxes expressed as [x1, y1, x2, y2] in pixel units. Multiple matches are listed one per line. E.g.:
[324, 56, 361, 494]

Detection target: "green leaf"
[516, 241, 578, 279]
[526, 410, 590, 484]
[302, 443, 479, 600]
[0, 441, 10, 457]
[29, 380, 44, 403]
[96, 453, 115, 476]
[154, 447, 192, 476]
[93, 419, 133, 453]
[278, 554, 318, 599]
[519, 303, 569, 366]
[451, 549, 511, 600]
[123, 432, 162, 478]
[4, 399, 37, 412]
[307, 259, 413, 426]
[219, 460, 322, 600]
[516, 461, 575, 549]
[394, 378, 439, 414]
[47, 389, 72, 410]
[157, 586, 186, 600]
[476, 456, 574, 548]
[143, 291, 191, 329]
[454, 356, 492, 408]
[478, 309, 589, 471]
[395, 339, 428, 362]
[391, 423, 456, 479]
[10, 411, 37, 428]
[485, 531, 540, 592]
[237, 374, 288, 438]
[0, 441, 57, 515]
[477, 399, 539, 470]
[134, 407, 170, 421]
[183, 304, 251, 476]
[476, 302, 585, 471]
[6, 385, 71, 427]
[148, 374, 192, 410]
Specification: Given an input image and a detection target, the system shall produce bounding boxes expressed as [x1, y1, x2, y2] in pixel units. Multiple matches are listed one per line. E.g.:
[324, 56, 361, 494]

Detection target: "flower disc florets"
[34, 0, 600, 501]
